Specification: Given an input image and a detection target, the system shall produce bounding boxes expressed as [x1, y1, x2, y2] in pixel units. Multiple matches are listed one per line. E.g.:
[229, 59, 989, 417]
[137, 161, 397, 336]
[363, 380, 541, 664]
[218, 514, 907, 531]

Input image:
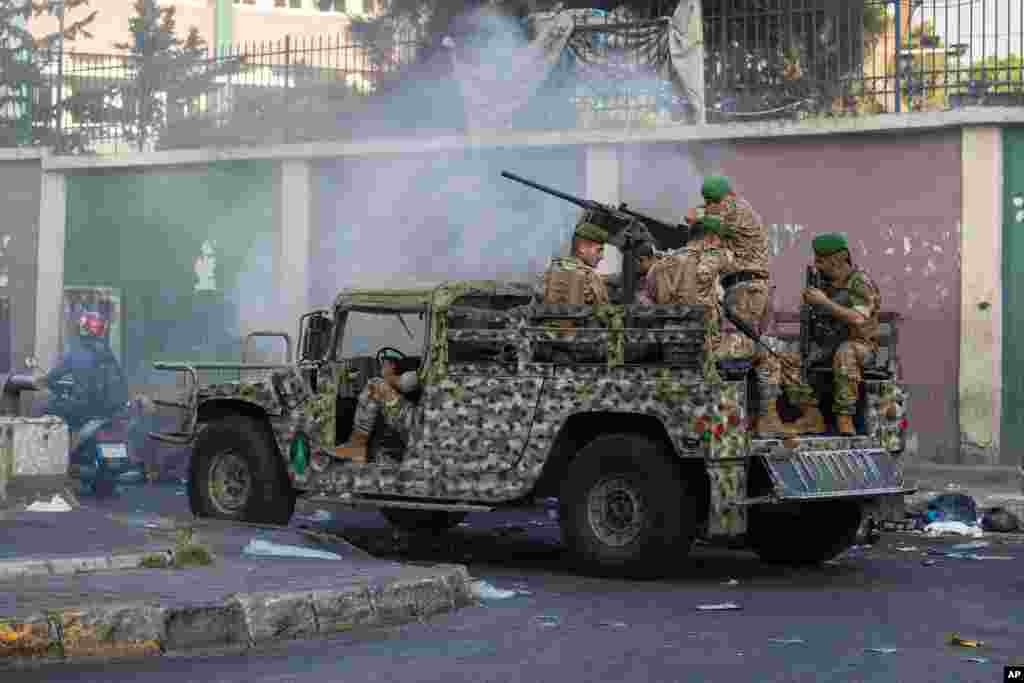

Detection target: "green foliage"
[969, 54, 1023, 93]
[0, 0, 98, 150]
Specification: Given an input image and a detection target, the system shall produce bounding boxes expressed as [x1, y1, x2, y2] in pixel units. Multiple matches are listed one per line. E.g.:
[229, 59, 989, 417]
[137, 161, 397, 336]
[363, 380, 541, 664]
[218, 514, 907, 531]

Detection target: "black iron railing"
[0, 0, 1021, 154]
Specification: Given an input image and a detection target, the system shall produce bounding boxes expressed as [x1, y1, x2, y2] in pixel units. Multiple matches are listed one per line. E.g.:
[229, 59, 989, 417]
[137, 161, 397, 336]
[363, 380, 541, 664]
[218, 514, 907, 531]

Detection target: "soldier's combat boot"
[789, 403, 826, 435]
[836, 414, 856, 436]
[755, 401, 787, 435]
[334, 431, 369, 464]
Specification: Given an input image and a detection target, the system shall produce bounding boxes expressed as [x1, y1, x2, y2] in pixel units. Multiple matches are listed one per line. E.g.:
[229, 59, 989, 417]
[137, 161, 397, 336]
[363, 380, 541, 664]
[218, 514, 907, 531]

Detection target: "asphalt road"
[9, 484, 1024, 683]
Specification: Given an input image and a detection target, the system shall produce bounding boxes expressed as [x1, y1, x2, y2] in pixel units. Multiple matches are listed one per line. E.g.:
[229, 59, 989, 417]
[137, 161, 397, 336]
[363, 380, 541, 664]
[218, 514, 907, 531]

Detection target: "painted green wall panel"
[1002, 127, 1024, 460]
[64, 161, 275, 382]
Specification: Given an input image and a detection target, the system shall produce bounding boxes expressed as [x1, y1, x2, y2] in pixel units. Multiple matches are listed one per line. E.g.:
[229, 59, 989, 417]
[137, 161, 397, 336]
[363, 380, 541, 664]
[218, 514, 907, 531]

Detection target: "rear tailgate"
[760, 447, 915, 500]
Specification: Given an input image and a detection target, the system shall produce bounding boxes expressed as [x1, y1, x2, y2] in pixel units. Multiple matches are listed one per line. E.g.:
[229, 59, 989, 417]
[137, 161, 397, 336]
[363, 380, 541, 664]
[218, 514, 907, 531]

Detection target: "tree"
[967, 53, 1023, 95]
[0, 0, 97, 150]
[92, 0, 225, 151]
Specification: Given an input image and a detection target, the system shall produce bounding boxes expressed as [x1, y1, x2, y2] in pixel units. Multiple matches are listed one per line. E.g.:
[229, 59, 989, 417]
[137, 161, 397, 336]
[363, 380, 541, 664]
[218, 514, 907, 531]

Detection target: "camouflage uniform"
[351, 378, 418, 464]
[825, 269, 882, 416]
[540, 255, 610, 306]
[699, 177, 776, 419]
[648, 223, 735, 358]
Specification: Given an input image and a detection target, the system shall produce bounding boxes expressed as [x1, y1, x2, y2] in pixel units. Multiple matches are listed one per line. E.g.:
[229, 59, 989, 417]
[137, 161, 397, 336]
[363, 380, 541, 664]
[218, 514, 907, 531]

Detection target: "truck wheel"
[192, 415, 295, 525]
[748, 500, 862, 565]
[381, 509, 467, 533]
[560, 434, 696, 579]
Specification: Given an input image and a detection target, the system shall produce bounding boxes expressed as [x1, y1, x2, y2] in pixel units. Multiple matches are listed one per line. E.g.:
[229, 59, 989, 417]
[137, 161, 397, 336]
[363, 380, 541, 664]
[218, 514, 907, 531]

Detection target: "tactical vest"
[816, 268, 876, 351]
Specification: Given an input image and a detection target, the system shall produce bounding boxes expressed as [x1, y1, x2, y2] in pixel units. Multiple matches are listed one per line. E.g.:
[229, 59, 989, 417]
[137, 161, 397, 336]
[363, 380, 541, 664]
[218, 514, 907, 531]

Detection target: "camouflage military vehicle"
[152, 280, 913, 578]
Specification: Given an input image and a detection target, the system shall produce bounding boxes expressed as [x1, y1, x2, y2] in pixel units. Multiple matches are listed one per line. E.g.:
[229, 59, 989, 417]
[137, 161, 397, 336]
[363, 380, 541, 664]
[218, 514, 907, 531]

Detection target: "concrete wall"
[0, 157, 43, 373]
[960, 127, 1003, 464]
[717, 131, 964, 463]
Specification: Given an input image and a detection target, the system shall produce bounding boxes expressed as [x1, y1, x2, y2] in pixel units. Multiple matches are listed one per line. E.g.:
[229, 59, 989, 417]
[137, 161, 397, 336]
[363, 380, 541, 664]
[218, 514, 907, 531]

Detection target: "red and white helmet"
[78, 311, 108, 339]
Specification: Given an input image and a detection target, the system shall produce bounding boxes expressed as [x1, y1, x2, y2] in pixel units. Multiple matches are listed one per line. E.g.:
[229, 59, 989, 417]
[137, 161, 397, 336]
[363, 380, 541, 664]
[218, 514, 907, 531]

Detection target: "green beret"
[702, 215, 724, 236]
[701, 175, 733, 202]
[574, 221, 608, 244]
[812, 232, 849, 256]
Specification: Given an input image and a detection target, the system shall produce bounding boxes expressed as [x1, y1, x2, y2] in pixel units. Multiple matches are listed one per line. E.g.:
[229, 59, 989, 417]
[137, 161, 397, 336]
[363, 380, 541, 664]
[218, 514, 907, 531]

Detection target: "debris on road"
[963, 657, 989, 664]
[295, 509, 333, 524]
[768, 638, 806, 645]
[923, 521, 984, 538]
[864, 647, 899, 654]
[895, 545, 919, 552]
[722, 579, 739, 586]
[470, 580, 521, 601]
[950, 541, 989, 551]
[25, 494, 72, 512]
[242, 538, 342, 560]
[599, 620, 628, 630]
[921, 559, 937, 566]
[533, 615, 561, 629]
[949, 634, 985, 648]
[696, 603, 742, 612]
[925, 493, 979, 525]
[981, 507, 1020, 533]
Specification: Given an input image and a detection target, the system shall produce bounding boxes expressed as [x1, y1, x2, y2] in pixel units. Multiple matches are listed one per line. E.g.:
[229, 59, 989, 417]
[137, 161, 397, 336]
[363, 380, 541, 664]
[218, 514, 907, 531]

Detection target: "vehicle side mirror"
[301, 313, 332, 362]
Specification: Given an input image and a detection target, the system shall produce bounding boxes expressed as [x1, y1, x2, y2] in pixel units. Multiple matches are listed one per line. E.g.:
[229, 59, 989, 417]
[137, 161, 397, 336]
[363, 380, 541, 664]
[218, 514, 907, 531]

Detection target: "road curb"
[0, 550, 175, 581]
[0, 563, 474, 668]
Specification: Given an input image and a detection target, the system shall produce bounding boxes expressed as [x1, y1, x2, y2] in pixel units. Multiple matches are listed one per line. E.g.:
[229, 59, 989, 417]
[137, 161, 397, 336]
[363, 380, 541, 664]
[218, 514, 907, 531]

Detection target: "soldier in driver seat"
[334, 350, 421, 464]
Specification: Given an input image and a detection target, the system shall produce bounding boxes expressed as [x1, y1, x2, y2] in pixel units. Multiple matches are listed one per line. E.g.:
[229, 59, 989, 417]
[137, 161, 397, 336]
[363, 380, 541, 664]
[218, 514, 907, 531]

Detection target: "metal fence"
[2, 0, 1022, 154]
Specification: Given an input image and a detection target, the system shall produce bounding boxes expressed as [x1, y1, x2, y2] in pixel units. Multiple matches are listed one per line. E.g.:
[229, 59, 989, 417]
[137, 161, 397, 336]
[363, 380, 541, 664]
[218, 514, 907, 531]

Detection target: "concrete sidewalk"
[0, 500, 473, 668]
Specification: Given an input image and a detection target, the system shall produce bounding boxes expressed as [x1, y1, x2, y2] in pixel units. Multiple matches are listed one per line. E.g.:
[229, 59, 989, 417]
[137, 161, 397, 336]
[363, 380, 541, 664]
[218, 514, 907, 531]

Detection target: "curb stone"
[0, 550, 175, 581]
[0, 564, 473, 668]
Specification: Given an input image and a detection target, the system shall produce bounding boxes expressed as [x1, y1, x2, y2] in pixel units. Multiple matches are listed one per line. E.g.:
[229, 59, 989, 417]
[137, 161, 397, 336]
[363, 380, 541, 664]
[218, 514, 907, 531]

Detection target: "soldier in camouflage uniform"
[688, 175, 782, 432]
[334, 352, 420, 464]
[539, 216, 610, 307]
[642, 215, 734, 358]
[803, 232, 882, 436]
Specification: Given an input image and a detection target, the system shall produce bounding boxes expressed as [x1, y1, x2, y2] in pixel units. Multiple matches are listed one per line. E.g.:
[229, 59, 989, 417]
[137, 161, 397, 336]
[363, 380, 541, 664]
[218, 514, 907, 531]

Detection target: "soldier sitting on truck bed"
[334, 351, 421, 464]
[802, 232, 883, 436]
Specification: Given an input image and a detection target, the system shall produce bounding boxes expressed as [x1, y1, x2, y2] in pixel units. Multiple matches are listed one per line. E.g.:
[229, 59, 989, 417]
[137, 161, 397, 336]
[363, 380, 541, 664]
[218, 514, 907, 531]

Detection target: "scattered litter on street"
[925, 493, 979, 525]
[25, 495, 72, 512]
[949, 634, 985, 648]
[981, 507, 1020, 533]
[722, 579, 739, 586]
[950, 541, 989, 551]
[924, 521, 984, 538]
[470, 580, 520, 601]
[768, 638, 806, 645]
[599, 621, 628, 630]
[963, 657, 989, 664]
[533, 615, 560, 629]
[242, 538, 342, 560]
[296, 509, 333, 524]
[969, 555, 1014, 560]
[696, 603, 742, 612]
[457, 522, 471, 528]
[864, 647, 898, 654]
[921, 559, 937, 566]
[895, 546, 919, 552]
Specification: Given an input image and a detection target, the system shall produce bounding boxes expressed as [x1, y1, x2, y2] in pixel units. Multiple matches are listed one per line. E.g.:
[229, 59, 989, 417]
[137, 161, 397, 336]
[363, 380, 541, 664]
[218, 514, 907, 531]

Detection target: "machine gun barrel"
[500, 171, 597, 212]
[799, 266, 821, 384]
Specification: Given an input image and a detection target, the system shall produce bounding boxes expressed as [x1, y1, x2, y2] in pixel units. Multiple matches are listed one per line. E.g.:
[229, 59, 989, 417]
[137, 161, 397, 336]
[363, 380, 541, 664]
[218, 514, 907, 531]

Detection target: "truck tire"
[560, 434, 696, 579]
[747, 500, 862, 565]
[192, 415, 295, 525]
[381, 509, 468, 533]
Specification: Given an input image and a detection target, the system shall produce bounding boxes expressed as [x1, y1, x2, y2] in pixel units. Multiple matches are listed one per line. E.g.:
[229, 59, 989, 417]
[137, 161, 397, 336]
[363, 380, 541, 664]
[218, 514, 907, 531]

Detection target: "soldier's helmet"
[78, 310, 108, 339]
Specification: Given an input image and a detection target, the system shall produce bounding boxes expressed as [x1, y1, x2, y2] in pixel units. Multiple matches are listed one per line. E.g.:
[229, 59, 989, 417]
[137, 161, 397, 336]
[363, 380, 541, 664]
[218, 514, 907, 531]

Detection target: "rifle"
[717, 298, 783, 362]
[799, 266, 822, 384]
[502, 171, 668, 306]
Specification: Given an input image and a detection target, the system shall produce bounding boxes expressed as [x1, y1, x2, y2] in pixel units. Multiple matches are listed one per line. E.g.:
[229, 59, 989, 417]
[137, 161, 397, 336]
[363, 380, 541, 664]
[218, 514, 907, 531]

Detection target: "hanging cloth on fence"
[452, 1, 705, 131]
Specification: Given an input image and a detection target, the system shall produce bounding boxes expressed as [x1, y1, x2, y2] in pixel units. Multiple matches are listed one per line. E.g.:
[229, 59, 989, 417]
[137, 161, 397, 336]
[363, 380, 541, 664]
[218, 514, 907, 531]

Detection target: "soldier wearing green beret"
[803, 232, 882, 436]
[685, 175, 780, 432]
[539, 212, 611, 307]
